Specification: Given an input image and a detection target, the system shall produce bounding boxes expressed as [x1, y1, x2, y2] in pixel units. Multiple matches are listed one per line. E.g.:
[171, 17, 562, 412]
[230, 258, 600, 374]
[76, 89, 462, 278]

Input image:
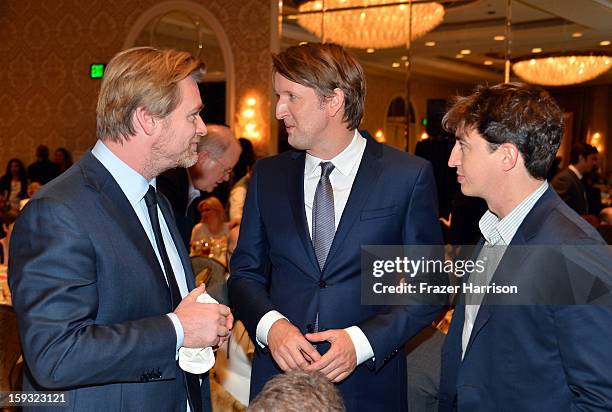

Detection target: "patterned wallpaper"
[0, 0, 273, 170]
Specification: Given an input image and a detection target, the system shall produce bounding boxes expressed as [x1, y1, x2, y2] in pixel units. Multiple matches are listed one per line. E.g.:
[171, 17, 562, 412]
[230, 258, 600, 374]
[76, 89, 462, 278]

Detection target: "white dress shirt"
[461, 181, 549, 358]
[255, 131, 375, 366]
[91, 140, 189, 351]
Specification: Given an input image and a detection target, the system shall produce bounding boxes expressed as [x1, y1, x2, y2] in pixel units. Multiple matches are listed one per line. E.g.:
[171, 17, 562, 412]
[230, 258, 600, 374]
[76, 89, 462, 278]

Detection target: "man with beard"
[9, 47, 232, 412]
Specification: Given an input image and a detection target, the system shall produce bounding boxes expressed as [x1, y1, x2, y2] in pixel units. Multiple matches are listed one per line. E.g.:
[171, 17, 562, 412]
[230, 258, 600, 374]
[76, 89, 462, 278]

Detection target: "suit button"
[319, 281, 327, 288]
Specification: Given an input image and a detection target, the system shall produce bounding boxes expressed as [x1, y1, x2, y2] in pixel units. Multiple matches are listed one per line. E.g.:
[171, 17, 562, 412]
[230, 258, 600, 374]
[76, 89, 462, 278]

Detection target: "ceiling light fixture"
[600, 40, 611, 46]
[531, 47, 542, 53]
[572, 32, 583, 38]
[460, 49, 471, 55]
[513, 53, 611, 86]
[296, 0, 445, 49]
[493, 35, 505, 41]
[484, 60, 493, 65]
[425, 41, 436, 47]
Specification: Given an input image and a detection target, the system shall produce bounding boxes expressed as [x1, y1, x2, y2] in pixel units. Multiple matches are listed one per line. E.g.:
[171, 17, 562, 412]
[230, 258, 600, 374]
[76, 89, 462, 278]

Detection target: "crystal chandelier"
[512, 54, 611, 86]
[296, 0, 445, 49]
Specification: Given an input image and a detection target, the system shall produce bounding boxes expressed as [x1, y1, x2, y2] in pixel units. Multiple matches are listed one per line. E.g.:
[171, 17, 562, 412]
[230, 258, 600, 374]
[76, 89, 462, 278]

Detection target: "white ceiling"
[281, 0, 612, 85]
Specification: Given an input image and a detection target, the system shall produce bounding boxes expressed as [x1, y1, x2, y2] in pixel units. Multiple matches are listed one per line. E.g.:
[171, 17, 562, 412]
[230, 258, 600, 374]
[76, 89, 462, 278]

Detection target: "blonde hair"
[96, 47, 205, 142]
[198, 197, 225, 219]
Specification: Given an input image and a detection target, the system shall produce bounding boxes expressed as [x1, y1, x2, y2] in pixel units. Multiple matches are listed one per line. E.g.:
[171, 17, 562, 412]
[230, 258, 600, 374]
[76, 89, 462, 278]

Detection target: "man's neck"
[103, 139, 154, 180]
[486, 177, 544, 219]
[307, 127, 355, 160]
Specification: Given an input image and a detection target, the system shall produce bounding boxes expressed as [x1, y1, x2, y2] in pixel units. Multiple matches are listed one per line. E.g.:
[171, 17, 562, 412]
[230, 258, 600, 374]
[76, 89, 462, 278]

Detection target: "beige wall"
[362, 70, 470, 152]
[0, 0, 273, 170]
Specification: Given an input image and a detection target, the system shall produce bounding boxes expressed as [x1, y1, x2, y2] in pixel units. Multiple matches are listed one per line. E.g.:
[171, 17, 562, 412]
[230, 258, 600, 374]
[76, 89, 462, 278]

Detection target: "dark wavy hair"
[443, 82, 564, 180]
[1, 158, 28, 199]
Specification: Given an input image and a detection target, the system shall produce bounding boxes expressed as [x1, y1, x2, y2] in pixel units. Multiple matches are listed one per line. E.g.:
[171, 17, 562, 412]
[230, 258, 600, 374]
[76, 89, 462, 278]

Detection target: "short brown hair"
[272, 43, 365, 130]
[248, 370, 345, 412]
[443, 82, 564, 180]
[96, 47, 205, 142]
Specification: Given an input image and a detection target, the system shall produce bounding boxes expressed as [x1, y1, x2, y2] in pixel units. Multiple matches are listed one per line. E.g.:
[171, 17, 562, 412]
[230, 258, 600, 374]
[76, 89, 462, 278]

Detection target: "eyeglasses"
[211, 157, 233, 178]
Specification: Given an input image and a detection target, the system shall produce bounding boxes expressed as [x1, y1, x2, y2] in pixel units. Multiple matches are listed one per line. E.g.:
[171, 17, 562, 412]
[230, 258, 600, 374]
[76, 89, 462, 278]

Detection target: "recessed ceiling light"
[460, 49, 471, 55]
[366, 48, 375, 53]
[532, 47, 543, 53]
[425, 41, 436, 47]
[493, 35, 505, 41]
[600, 40, 611, 46]
[392, 62, 400, 68]
[401, 55, 408, 61]
[483, 60, 493, 66]
[572, 32, 583, 38]
[455, 54, 464, 59]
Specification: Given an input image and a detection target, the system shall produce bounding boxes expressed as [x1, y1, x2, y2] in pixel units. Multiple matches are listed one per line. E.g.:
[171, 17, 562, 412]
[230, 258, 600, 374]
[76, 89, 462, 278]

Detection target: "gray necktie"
[313, 162, 335, 270]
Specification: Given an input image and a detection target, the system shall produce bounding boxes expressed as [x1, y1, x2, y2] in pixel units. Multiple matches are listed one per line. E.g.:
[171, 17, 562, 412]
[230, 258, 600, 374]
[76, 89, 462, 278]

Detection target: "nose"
[448, 141, 461, 168]
[196, 115, 207, 137]
[275, 100, 287, 120]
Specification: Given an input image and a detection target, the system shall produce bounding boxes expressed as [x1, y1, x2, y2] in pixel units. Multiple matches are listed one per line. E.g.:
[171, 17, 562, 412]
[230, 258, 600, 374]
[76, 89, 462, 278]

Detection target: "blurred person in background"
[0, 158, 28, 213]
[228, 137, 257, 226]
[53, 147, 73, 174]
[19, 181, 43, 210]
[158, 124, 241, 248]
[27, 144, 60, 184]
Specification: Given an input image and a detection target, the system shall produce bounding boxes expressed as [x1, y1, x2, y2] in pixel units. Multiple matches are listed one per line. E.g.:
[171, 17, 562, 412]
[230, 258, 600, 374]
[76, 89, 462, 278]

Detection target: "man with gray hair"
[158, 124, 241, 247]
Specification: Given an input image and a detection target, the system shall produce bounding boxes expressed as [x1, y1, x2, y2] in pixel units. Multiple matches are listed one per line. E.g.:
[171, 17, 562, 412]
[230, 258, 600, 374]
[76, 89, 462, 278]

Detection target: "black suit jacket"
[551, 167, 588, 215]
[9, 152, 209, 411]
[157, 167, 204, 248]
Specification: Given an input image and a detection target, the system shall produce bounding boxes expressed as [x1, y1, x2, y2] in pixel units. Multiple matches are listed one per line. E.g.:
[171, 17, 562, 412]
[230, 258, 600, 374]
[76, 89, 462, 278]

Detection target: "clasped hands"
[267, 319, 357, 383]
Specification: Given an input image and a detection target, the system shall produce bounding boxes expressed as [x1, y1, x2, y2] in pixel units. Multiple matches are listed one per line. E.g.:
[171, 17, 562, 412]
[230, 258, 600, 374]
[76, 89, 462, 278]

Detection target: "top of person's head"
[442, 82, 563, 180]
[247, 370, 345, 412]
[570, 142, 598, 165]
[196, 124, 239, 159]
[272, 42, 366, 130]
[36, 145, 50, 159]
[599, 207, 612, 226]
[197, 196, 225, 215]
[96, 47, 206, 143]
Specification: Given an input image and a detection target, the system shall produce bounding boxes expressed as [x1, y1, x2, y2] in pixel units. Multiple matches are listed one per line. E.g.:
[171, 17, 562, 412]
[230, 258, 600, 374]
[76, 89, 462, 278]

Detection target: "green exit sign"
[90, 64, 105, 79]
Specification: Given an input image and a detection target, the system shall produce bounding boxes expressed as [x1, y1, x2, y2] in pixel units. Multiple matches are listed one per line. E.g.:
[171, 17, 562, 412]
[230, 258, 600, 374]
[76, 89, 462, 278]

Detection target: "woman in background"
[0, 158, 28, 213]
[191, 196, 230, 263]
[53, 147, 73, 173]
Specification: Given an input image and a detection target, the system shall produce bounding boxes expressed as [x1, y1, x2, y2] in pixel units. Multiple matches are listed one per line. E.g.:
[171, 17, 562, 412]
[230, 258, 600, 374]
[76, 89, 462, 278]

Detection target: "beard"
[148, 132, 198, 178]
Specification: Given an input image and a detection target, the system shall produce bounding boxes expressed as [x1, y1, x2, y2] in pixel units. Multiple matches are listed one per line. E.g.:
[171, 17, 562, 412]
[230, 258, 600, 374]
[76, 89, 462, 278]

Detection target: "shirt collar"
[479, 181, 549, 245]
[91, 140, 154, 207]
[304, 130, 365, 177]
[568, 164, 583, 180]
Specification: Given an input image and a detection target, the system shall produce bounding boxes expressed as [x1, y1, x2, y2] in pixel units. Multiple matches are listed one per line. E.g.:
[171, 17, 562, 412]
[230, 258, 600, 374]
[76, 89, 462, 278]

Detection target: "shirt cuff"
[345, 326, 374, 366]
[167, 313, 184, 355]
[256, 310, 287, 348]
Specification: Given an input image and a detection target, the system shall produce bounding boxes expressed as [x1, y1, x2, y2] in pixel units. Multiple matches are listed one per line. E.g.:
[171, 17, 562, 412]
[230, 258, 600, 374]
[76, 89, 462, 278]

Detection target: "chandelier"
[296, 0, 445, 49]
[512, 53, 611, 86]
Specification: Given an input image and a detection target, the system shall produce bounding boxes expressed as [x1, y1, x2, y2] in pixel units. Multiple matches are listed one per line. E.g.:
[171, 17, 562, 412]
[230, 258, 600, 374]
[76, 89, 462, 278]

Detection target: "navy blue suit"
[439, 187, 612, 411]
[229, 137, 443, 411]
[9, 152, 210, 411]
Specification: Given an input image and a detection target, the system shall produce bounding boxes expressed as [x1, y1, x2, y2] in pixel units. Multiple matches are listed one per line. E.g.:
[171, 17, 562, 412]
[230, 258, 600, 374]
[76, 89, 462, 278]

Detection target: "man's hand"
[267, 319, 321, 371]
[305, 329, 357, 383]
[174, 284, 233, 348]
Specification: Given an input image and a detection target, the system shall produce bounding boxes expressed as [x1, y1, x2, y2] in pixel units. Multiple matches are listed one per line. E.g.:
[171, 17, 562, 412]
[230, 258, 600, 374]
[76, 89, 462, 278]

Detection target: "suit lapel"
[81, 153, 172, 299]
[463, 187, 557, 357]
[324, 137, 383, 272]
[288, 151, 321, 276]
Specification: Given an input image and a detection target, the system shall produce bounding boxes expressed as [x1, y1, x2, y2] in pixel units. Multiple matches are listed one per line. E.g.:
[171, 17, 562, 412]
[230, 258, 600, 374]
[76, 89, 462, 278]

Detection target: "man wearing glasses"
[158, 124, 241, 247]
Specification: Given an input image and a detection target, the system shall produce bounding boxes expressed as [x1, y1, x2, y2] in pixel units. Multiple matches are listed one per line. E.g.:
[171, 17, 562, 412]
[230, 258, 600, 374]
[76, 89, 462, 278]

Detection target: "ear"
[134, 106, 157, 136]
[499, 143, 519, 172]
[325, 88, 345, 118]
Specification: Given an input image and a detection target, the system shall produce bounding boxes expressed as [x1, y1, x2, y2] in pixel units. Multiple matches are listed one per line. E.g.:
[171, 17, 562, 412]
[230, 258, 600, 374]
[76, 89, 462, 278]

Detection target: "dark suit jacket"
[551, 167, 588, 215]
[157, 167, 203, 248]
[9, 152, 209, 412]
[439, 187, 612, 411]
[229, 137, 443, 411]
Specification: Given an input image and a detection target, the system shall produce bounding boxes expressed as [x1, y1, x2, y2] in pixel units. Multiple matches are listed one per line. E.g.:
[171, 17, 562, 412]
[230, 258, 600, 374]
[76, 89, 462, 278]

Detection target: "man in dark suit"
[551, 142, 598, 215]
[157, 124, 241, 248]
[9, 47, 232, 411]
[439, 83, 612, 411]
[228, 43, 443, 411]
[27, 145, 60, 184]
